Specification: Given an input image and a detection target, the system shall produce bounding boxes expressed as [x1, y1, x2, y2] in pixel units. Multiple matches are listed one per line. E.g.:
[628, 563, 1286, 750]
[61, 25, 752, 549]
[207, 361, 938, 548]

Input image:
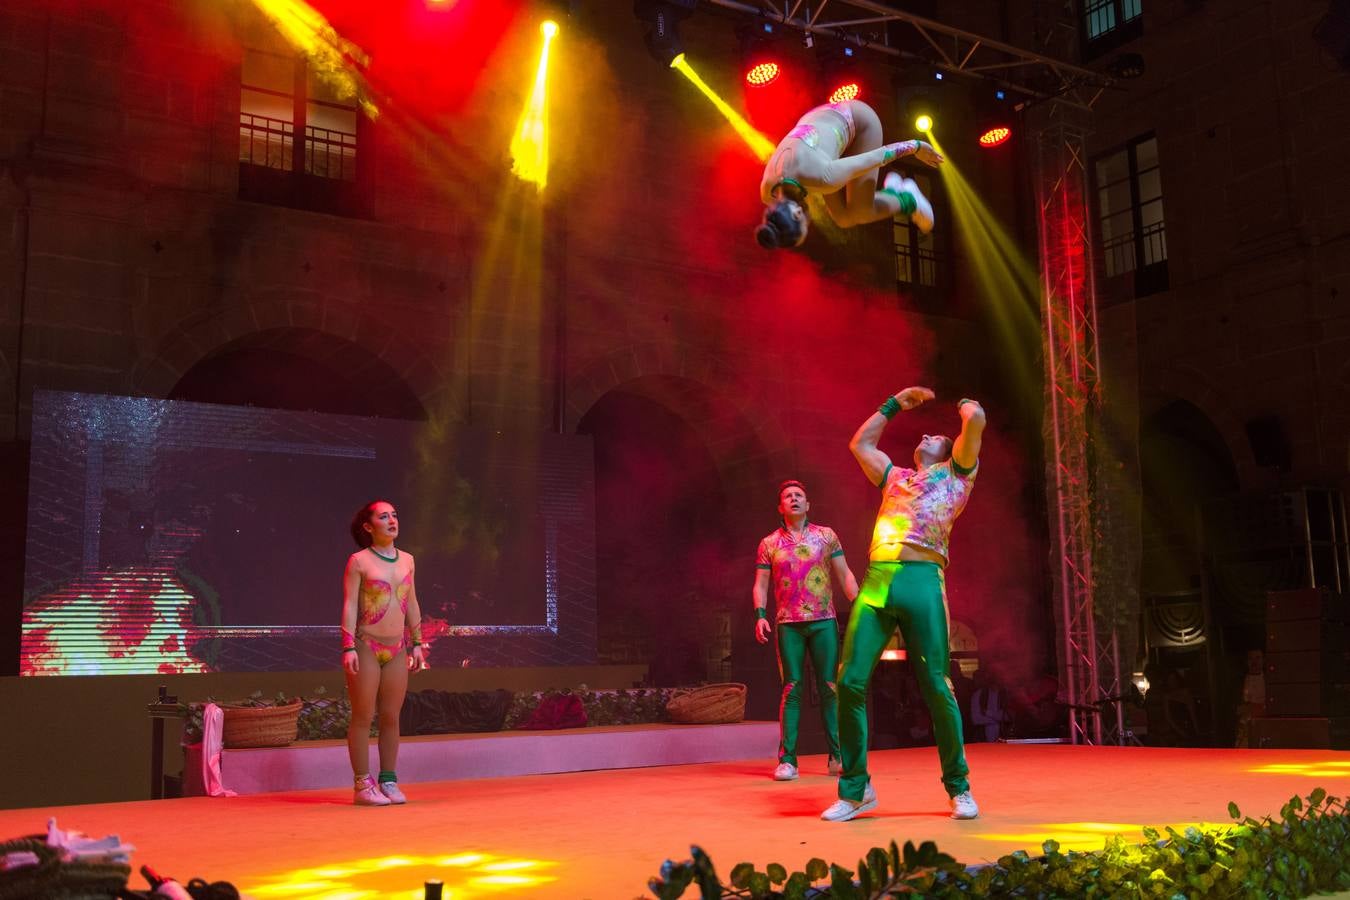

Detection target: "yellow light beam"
[248, 0, 378, 118]
[511, 20, 559, 190]
[927, 131, 1043, 395]
[670, 54, 776, 161]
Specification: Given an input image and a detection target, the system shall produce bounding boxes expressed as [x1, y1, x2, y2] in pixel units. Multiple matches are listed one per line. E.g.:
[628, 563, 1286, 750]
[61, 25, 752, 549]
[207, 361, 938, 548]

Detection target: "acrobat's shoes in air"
[884, 172, 935, 234]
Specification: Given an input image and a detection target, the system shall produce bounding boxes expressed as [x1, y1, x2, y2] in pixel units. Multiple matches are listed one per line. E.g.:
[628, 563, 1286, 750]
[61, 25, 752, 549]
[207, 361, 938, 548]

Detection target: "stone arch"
[566, 342, 792, 492]
[1139, 364, 1255, 483]
[130, 296, 450, 416]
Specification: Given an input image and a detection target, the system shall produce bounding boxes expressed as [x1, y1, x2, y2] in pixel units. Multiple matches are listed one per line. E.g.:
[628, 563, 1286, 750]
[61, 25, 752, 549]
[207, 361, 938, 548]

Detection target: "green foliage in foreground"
[649, 789, 1350, 899]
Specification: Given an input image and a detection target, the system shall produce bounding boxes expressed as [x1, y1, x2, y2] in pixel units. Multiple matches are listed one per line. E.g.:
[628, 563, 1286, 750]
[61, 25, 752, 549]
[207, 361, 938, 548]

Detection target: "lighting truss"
[701, 0, 1111, 109]
[1034, 115, 1123, 746]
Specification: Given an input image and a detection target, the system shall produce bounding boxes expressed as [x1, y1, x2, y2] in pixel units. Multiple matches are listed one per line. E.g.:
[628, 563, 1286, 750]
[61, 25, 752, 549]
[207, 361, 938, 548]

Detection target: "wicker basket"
[221, 699, 303, 748]
[666, 683, 747, 725]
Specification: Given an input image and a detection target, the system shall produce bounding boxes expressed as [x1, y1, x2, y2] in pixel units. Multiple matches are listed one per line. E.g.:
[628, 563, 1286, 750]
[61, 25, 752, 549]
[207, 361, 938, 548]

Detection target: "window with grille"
[239, 49, 367, 215]
[1094, 134, 1167, 294]
[1084, 0, 1141, 40]
[894, 171, 940, 290]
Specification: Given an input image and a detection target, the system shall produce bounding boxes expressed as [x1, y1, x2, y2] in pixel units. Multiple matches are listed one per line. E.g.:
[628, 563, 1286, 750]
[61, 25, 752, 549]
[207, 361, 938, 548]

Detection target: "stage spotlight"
[829, 82, 860, 103]
[978, 126, 1011, 147]
[897, 72, 939, 138]
[817, 41, 863, 103]
[974, 87, 1013, 148]
[739, 21, 781, 87]
[1106, 51, 1145, 79]
[634, 0, 695, 67]
[510, 12, 559, 189]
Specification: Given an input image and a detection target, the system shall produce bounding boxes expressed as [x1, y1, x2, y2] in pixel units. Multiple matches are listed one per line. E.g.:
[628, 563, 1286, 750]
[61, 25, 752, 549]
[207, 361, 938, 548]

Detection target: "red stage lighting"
[979, 126, 1012, 147]
[745, 61, 780, 87]
[828, 81, 860, 103]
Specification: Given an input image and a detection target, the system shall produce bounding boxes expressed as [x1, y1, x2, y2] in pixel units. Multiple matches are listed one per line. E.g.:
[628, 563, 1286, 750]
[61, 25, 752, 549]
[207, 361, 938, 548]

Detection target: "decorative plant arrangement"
[648, 790, 1350, 899]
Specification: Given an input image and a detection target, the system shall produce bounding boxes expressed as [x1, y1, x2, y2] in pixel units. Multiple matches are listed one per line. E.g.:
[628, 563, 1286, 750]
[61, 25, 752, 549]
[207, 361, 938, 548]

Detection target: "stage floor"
[4, 743, 1347, 899]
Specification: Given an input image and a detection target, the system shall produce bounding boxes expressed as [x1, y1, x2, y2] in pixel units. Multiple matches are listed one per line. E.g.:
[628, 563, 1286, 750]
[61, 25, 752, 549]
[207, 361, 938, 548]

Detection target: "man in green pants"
[754, 480, 859, 781]
[821, 387, 986, 822]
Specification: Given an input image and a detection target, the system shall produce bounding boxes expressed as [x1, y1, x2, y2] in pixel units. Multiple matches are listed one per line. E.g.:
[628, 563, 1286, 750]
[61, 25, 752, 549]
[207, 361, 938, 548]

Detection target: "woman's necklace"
[368, 545, 398, 563]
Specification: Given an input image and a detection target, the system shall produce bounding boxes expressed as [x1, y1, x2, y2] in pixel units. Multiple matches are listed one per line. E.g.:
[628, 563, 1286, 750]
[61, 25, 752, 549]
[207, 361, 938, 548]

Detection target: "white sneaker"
[354, 775, 391, 806]
[773, 762, 799, 781]
[378, 780, 407, 804]
[900, 177, 935, 234]
[820, 783, 878, 822]
[827, 756, 843, 777]
[950, 790, 979, 820]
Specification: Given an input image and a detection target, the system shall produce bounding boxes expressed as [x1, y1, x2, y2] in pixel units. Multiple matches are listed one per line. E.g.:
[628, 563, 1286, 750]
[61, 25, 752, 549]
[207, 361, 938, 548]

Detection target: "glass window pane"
[1101, 210, 1133, 241]
[1095, 150, 1129, 186]
[1104, 240, 1135, 277]
[242, 49, 294, 94]
[307, 102, 357, 136]
[1137, 169, 1162, 203]
[1087, 0, 1117, 39]
[1140, 199, 1165, 228]
[1135, 137, 1159, 171]
[1099, 181, 1133, 217]
[1123, 0, 1142, 22]
[1143, 225, 1167, 266]
[241, 86, 292, 121]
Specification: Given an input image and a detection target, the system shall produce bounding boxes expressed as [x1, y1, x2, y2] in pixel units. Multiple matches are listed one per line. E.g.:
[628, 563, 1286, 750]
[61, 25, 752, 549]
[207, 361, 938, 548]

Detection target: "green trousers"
[837, 561, 969, 800]
[776, 618, 840, 765]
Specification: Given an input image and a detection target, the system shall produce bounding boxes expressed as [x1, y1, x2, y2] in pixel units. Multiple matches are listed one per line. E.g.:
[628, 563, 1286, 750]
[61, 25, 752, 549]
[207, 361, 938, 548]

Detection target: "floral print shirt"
[868, 460, 978, 566]
[756, 522, 845, 623]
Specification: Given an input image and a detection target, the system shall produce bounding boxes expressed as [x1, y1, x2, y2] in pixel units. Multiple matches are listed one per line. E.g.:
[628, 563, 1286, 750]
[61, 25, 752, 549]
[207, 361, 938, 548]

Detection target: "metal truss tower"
[1034, 114, 1122, 745]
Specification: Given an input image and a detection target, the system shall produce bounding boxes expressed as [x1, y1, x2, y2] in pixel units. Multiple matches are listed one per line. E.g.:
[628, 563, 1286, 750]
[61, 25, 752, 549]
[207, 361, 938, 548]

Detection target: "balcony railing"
[239, 113, 294, 172]
[239, 113, 356, 182]
[896, 241, 939, 289]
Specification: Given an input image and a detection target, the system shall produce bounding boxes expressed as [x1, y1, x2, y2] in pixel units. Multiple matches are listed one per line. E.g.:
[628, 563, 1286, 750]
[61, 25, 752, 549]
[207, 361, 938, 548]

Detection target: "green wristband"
[879, 396, 902, 419]
[958, 398, 977, 409]
[754, 608, 768, 621]
[342, 647, 356, 654]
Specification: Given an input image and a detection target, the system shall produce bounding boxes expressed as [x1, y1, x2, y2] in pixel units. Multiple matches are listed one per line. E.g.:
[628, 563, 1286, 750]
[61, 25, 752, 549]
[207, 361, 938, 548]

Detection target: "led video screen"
[22, 391, 597, 674]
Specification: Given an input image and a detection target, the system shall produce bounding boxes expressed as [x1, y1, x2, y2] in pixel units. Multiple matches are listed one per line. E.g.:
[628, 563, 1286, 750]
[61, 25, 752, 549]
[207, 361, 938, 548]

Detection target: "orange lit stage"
[3, 744, 1346, 899]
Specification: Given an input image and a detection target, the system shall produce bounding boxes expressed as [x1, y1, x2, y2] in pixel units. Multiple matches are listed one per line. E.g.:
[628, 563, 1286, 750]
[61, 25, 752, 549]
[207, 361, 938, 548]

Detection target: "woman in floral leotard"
[341, 499, 427, 806]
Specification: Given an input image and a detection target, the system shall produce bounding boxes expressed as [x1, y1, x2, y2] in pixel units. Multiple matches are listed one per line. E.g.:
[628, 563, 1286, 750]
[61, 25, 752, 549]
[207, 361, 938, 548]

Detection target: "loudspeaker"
[1314, 0, 1350, 69]
[1244, 415, 1291, 470]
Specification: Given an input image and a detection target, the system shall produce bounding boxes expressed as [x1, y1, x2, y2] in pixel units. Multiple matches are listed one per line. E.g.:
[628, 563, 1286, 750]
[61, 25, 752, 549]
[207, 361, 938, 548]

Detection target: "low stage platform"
[3, 744, 1346, 899]
[183, 722, 780, 795]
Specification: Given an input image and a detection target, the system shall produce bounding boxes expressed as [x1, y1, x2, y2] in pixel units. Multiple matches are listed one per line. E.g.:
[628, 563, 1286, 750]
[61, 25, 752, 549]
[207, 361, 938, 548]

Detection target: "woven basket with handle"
[221, 699, 303, 748]
[665, 683, 747, 724]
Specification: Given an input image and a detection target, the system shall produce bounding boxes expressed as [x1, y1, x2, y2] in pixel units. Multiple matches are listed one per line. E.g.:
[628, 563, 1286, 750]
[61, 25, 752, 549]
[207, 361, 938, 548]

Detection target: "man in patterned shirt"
[821, 387, 986, 822]
[754, 480, 860, 781]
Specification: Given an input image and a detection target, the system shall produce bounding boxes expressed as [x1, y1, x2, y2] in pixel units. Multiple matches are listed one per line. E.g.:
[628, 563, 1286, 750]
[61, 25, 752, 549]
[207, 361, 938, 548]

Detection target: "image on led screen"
[22, 392, 597, 675]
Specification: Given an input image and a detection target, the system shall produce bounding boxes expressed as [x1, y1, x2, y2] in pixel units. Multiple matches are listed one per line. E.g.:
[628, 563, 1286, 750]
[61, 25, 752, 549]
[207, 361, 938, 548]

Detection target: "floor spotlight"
[915, 113, 933, 132]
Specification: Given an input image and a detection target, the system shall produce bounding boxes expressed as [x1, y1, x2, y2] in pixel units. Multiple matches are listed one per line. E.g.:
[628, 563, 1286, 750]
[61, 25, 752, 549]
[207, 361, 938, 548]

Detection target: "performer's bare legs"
[756, 100, 943, 248]
[342, 500, 427, 806]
